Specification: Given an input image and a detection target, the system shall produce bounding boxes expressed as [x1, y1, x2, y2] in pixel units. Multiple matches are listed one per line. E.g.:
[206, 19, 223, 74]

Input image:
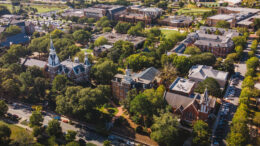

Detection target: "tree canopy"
[0, 100, 8, 118]
[195, 77, 221, 97]
[192, 120, 210, 146]
[216, 20, 230, 28]
[184, 46, 201, 55]
[150, 111, 179, 146]
[90, 60, 117, 84]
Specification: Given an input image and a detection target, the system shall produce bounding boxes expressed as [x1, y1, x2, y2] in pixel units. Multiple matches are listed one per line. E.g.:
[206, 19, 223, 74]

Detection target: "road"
[211, 39, 251, 146]
[7, 104, 105, 146]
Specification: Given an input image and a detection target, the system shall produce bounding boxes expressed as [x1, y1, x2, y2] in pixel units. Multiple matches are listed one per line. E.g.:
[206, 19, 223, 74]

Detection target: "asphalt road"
[211, 43, 248, 146]
[7, 104, 105, 146]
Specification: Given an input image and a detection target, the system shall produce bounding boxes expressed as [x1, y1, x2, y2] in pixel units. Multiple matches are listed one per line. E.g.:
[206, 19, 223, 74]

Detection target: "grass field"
[160, 29, 180, 39]
[0, 3, 66, 13]
[177, 7, 212, 16]
[0, 121, 32, 140]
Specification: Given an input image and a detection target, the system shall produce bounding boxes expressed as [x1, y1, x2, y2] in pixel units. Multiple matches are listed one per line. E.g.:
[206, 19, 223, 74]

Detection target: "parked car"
[53, 116, 61, 120]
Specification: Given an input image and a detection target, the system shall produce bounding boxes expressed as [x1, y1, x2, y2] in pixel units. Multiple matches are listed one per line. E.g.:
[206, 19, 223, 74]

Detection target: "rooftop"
[93, 33, 146, 46]
[114, 67, 160, 84]
[169, 77, 196, 94]
[165, 91, 198, 110]
[188, 65, 228, 81]
[224, 7, 260, 13]
[21, 58, 47, 68]
[208, 14, 234, 20]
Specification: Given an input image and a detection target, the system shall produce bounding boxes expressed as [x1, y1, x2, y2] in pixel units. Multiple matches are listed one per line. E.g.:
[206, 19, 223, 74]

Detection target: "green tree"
[195, 77, 221, 97]
[52, 75, 70, 92]
[216, 20, 230, 28]
[221, 58, 235, 74]
[235, 45, 243, 59]
[127, 22, 144, 36]
[29, 111, 43, 127]
[227, 103, 249, 146]
[253, 112, 260, 125]
[125, 54, 154, 72]
[96, 17, 111, 28]
[0, 100, 8, 118]
[0, 6, 10, 16]
[32, 126, 42, 137]
[254, 18, 260, 30]
[4, 25, 21, 36]
[47, 119, 62, 137]
[65, 130, 77, 142]
[107, 40, 134, 63]
[0, 124, 11, 145]
[121, 89, 138, 111]
[232, 36, 247, 47]
[246, 57, 259, 71]
[66, 141, 80, 146]
[1, 79, 20, 98]
[173, 55, 191, 75]
[115, 22, 131, 34]
[242, 76, 255, 89]
[130, 94, 154, 124]
[184, 46, 201, 55]
[190, 53, 216, 66]
[192, 120, 210, 146]
[102, 27, 112, 33]
[12, 130, 34, 146]
[150, 111, 179, 146]
[179, 2, 184, 8]
[56, 86, 107, 119]
[73, 30, 91, 44]
[143, 85, 166, 110]
[90, 60, 117, 84]
[94, 36, 108, 46]
[103, 140, 111, 146]
[157, 1, 167, 10]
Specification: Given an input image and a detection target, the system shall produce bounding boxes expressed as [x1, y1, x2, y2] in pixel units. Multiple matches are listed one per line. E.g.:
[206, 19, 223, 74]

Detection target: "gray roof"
[169, 77, 195, 94]
[61, 59, 82, 69]
[93, 33, 146, 47]
[165, 92, 199, 110]
[188, 65, 228, 81]
[20, 58, 47, 68]
[114, 67, 160, 84]
[224, 7, 260, 13]
[135, 67, 159, 81]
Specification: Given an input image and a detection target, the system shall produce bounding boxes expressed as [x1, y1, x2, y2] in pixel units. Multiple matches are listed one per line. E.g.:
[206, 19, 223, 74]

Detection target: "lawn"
[97, 105, 119, 116]
[0, 121, 32, 140]
[0, 3, 66, 13]
[81, 48, 93, 54]
[177, 7, 212, 16]
[160, 29, 180, 39]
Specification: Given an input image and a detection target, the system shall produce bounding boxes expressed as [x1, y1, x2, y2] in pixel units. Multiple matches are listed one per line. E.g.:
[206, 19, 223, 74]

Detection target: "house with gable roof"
[164, 77, 216, 122]
[188, 65, 229, 88]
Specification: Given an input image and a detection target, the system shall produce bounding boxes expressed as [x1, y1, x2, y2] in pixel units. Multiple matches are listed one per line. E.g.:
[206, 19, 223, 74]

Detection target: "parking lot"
[212, 72, 243, 146]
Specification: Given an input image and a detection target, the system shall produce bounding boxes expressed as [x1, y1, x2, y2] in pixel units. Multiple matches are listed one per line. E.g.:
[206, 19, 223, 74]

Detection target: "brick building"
[111, 67, 160, 100]
[158, 15, 193, 27]
[116, 5, 163, 25]
[84, 4, 126, 20]
[21, 38, 91, 82]
[168, 26, 239, 57]
[207, 7, 260, 28]
[164, 77, 216, 122]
